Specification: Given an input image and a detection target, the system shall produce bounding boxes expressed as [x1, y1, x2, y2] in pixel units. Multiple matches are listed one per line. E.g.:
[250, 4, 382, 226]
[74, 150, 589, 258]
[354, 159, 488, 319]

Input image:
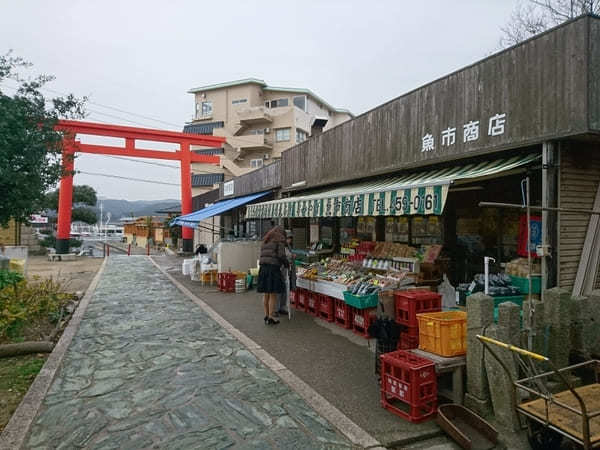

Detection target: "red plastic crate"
[380, 350, 437, 423]
[217, 272, 236, 293]
[352, 307, 376, 338]
[403, 326, 419, 338]
[289, 290, 297, 307]
[296, 289, 307, 309]
[398, 333, 419, 350]
[306, 291, 319, 315]
[395, 290, 441, 328]
[318, 295, 335, 322]
[334, 299, 352, 329]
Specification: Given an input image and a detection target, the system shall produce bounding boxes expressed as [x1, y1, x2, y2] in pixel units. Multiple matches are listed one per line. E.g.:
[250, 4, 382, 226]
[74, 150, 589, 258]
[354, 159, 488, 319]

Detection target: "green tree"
[72, 207, 97, 225]
[0, 52, 86, 227]
[44, 185, 97, 210]
[44, 185, 98, 225]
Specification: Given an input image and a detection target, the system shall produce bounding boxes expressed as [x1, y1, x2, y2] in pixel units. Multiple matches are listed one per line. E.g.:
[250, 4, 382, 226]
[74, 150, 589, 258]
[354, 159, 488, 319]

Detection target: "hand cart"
[477, 335, 600, 450]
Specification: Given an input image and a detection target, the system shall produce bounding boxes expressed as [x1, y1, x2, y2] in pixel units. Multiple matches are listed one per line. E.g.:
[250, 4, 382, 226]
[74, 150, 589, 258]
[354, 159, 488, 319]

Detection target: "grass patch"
[0, 354, 47, 432]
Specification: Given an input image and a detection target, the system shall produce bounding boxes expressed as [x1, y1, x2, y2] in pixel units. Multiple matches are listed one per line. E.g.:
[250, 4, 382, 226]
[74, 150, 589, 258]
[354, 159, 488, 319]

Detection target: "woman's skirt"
[257, 264, 285, 293]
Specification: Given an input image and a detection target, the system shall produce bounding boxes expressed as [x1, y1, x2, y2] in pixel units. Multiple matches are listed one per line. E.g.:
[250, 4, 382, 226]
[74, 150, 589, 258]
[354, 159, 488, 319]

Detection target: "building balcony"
[236, 106, 273, 125]
[214, 129, 273, 151]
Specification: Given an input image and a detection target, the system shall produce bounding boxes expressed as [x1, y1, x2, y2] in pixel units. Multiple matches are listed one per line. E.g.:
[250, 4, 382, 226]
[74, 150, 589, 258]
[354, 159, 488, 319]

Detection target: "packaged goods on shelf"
[505, 257, 541, 277]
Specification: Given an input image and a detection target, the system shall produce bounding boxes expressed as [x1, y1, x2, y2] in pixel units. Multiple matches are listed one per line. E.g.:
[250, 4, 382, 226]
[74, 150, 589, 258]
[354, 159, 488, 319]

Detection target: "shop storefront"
[246, 152, 543, 305]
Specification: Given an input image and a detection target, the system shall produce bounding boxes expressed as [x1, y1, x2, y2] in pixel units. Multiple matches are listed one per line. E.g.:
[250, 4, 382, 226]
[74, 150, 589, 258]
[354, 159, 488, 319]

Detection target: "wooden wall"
[558, 141, 600, 290]
[219, 160, 280, 199]
[590, 18, 600, 132]
[282, 16, 597, 191]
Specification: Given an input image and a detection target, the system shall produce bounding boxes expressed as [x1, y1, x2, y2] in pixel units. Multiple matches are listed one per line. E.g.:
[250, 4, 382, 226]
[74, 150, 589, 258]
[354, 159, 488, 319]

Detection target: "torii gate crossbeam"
[55, 120, 225, 254]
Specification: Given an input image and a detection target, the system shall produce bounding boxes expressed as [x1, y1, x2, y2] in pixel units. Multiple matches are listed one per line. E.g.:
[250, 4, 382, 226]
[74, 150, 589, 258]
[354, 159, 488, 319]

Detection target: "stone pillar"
[523, 299, 545, 355]
[485, 302, 521, 430]
[572, 291, 600, 359]
[464, 292, 494, 416]
[544, 288, 571, 369]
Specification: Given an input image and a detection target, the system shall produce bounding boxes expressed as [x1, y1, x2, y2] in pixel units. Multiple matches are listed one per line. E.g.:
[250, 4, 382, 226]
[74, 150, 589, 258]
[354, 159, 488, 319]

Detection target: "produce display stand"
[296, 277, 347, 300]
[477, 335, 600, 450]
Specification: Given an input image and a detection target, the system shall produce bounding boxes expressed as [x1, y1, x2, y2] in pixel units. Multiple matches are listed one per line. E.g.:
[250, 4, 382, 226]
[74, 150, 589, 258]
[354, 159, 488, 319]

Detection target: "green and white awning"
[246, 153, 540, 219]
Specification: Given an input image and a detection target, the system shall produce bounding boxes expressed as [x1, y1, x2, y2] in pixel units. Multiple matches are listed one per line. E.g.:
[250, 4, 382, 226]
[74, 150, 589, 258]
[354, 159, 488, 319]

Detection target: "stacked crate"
[394, 290, 441, 350]
[380, 350, 437, 423]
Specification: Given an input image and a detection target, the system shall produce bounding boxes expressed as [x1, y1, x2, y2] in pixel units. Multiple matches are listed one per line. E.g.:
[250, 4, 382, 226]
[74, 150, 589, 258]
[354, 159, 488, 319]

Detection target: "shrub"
[39, 236, 82, 249]
[0, 270, 24, 291]
[0, 277, 72, 339]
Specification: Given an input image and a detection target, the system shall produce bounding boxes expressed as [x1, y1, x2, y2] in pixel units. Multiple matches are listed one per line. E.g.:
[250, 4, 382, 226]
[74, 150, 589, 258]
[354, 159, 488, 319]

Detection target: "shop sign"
[223, 180, 234, 196]
[246, 184, 450, 219]
[29, 214, 48, 223]
[422, 113, 506, 153]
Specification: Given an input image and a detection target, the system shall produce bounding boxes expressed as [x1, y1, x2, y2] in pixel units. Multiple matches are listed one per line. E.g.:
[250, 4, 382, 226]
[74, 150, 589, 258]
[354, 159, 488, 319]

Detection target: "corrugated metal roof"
[191, 173, 224, 187]
[183, 122, 224, 135]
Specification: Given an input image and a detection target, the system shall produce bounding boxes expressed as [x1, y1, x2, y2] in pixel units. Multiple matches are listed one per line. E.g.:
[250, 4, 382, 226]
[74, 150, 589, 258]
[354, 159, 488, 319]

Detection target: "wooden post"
[542, 142, 558, 297]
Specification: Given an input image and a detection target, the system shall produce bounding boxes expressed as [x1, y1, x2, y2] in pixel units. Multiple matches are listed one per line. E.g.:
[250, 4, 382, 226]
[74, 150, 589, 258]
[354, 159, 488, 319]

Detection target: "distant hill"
[95, 198, 180, 223]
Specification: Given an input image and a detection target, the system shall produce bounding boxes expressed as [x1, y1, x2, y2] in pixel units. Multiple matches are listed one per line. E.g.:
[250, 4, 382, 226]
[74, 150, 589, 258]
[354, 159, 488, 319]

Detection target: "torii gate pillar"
[54, 121, 225, 254]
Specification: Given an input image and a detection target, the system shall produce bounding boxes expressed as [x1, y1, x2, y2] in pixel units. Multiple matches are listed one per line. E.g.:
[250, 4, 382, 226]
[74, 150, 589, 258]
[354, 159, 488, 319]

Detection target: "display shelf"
[296, 278, 347, 300]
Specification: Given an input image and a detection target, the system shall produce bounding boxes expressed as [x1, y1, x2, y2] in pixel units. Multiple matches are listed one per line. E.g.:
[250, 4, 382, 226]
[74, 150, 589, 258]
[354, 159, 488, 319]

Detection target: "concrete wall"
[0, 220, 40, 252]
[281, 15, 595, 191]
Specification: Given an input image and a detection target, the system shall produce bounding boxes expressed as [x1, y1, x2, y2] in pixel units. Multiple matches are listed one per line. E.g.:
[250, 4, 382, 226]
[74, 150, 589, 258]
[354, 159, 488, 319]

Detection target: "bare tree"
[500, 0, 600, 47]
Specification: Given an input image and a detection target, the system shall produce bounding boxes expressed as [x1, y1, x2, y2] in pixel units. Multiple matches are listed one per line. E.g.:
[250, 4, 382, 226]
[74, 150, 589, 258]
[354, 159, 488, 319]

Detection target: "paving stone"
[22, 257, 352, 449]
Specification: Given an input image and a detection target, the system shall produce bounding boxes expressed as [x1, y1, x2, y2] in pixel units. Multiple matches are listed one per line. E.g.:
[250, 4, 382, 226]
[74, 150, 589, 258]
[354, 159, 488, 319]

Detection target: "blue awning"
[171, 191, 271, 227]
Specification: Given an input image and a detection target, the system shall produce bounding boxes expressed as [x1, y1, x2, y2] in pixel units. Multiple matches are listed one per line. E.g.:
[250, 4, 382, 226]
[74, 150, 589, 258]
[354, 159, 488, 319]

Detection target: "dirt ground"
[26, 255, 103, 294]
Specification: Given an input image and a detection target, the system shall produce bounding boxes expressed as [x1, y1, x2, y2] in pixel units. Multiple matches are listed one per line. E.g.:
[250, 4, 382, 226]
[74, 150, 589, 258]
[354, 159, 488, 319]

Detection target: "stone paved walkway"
[23, 257, 353, 449]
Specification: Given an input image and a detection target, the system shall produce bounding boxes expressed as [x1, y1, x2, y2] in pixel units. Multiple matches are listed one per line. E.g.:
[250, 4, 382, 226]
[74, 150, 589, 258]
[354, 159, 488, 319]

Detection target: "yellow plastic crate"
[201, 270, 217, 282]
[416, 311, 467, 357]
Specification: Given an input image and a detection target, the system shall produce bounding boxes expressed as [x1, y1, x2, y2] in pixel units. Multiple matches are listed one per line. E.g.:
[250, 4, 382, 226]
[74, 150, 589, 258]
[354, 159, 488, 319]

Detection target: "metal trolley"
[477, 335, 600, 450]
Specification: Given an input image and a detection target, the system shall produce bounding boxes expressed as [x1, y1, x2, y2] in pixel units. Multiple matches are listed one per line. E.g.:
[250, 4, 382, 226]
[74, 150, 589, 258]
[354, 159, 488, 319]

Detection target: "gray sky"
[1, 0, 519, 201]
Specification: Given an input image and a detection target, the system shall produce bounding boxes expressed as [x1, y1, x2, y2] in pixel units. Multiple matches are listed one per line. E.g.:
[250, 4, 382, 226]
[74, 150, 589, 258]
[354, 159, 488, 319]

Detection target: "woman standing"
[257, 225, 288, 325]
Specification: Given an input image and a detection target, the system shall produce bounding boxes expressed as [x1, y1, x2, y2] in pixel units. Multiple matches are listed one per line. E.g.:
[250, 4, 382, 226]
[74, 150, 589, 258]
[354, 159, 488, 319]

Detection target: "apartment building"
[183, 78, 353, 196]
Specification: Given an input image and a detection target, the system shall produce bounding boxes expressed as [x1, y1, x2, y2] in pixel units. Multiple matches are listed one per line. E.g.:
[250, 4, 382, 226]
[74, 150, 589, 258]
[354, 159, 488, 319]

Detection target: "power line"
[77, 170, 180, 186]
[86, 108, 179, 130]
[2, 79, 275, 151]
[42, 86, 184, 129]
[101, 155, 179, 169]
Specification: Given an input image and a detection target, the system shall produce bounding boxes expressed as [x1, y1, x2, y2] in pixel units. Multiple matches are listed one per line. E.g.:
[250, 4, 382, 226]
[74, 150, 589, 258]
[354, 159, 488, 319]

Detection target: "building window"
[275, 128, 291, 142]
[247, 129, 265, 135]
[293, 95, 306, 112]
[296, 129, 308, 144]
[232, 98, 247, 105]
[269, 98, 288, 108]
[196, 101, 212, 118]
[251, 158, 264, 168]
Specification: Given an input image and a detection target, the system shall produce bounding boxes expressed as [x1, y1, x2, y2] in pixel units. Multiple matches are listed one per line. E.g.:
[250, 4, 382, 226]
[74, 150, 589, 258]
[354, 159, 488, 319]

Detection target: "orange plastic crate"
[416, 311, 467, 357]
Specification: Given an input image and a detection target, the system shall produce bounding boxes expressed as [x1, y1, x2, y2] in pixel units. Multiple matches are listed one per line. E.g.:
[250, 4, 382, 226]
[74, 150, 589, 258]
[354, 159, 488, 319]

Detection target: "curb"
[149, 257, 384, 449]
[0, 257, 108, 450]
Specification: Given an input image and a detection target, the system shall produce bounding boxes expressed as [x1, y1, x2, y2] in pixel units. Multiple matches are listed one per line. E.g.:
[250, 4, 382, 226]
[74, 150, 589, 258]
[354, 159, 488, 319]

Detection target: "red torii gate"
[54, 120, 225, 254]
